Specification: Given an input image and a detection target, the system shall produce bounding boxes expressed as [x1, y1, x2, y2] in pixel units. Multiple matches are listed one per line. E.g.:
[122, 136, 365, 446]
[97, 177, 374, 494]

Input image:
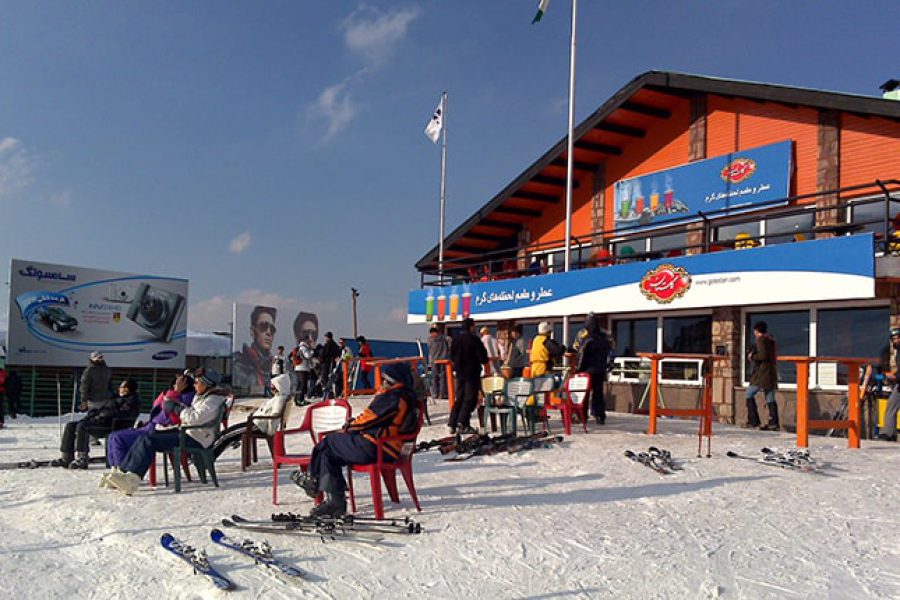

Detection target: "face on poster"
[231, 302, 318, 395]
[7, 258, 188, 368]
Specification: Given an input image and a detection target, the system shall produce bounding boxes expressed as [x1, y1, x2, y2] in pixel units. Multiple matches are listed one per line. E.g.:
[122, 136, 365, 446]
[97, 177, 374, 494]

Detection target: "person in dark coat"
[877, 327, 900, 441]
[576, 314, 613, 425]
[53, 378, 141, 469]
[5, 370, 22, 418]
[745, 321, 779, 430]
[318, 332, 341, 394]
[448, 318, 489, 434]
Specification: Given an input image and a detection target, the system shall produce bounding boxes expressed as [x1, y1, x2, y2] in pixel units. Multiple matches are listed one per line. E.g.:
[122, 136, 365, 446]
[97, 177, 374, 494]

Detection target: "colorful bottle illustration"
[664, 189, 674, 210]
[650, 192, 659, 213]
[436, 295, 446, 322]
[449, 293, 459, 320]
[461, 292, 472, 318]
[425, 295, 434, 322]
[635, 196, 644, 214]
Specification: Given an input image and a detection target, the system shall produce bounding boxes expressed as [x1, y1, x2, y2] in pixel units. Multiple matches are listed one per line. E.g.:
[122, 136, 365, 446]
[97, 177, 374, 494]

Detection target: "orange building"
[410, 72, 900, 428]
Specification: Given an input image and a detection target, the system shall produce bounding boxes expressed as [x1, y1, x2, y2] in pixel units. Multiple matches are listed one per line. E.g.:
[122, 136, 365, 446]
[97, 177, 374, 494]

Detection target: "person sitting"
[101, 373, 194, 483]
[103, 368, 227, 495]
[291, 363, 419, 518]
[211, 372, 292, 463]
[52, 378, 141, 469]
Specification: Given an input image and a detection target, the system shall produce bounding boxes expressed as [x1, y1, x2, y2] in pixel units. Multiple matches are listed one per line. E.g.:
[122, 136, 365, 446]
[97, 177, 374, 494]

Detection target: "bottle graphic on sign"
[449, 293, 459, 320]
[461, 292, 472, 319]
[664, 174, 674, 210]
[425, 295, 434, 322]
[436, 295, 446, 322]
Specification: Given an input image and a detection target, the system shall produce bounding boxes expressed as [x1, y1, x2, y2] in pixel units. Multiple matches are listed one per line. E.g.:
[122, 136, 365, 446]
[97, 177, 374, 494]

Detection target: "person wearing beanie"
[292, 362, 420, 518]
[448, 318, 488, 434]
[104, 367, 227, 495]
[53, 378, 141, 469]
[80, 351, 113, 413]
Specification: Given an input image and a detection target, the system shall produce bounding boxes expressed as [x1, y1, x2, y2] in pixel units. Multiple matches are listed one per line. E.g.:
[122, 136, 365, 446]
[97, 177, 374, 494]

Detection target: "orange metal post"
[342, 360, 350, 400]
[445, 361, 456, 412]
[795, 361, 810, 448]
[647, 356, 659, 435]
[846, 363, 861, 449]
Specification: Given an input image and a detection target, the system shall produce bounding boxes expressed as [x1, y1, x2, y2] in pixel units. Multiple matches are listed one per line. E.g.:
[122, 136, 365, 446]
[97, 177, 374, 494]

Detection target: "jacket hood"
[382, 362, 414, 389]
[270, 373, 292, 396]
[584, 314, 601, 335]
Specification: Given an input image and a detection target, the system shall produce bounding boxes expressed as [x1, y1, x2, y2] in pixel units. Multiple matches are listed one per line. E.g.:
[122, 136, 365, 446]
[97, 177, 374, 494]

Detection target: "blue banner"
[613, 140, 792, 232]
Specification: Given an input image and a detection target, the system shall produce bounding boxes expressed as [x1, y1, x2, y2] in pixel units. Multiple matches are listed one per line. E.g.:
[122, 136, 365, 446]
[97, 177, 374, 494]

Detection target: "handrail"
[420, 179, 900, 285]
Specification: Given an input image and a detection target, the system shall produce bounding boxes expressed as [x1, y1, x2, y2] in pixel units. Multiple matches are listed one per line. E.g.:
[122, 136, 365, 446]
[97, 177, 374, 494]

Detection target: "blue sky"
[2, 1, 899, 340]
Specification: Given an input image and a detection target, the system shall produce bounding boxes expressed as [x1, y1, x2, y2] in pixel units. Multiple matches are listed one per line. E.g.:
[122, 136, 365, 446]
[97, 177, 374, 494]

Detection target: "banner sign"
[231, 303, 319, 395]
[7, 259, 188, 368]
[613, 140, 792, 232]
[407, 235, 875, 323]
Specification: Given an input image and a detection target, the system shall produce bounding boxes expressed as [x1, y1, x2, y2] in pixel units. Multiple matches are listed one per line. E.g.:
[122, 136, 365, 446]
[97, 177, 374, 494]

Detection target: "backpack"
[544, 337, 566, 363]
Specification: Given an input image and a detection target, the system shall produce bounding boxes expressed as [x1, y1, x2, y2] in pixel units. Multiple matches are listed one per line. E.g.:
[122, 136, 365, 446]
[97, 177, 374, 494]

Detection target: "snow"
[2, 401, 900, 599]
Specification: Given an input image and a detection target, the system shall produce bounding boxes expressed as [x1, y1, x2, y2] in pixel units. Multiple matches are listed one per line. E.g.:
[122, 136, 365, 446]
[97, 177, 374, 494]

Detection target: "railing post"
[648, 356, 659, 435]
[847, 361, 861, 449]
[795, 361, 810, 448]
[445, 361, 456, 412]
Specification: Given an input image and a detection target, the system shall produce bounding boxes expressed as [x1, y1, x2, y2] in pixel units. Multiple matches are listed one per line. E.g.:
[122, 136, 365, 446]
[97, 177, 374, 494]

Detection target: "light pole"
[351, 288, 359, 338]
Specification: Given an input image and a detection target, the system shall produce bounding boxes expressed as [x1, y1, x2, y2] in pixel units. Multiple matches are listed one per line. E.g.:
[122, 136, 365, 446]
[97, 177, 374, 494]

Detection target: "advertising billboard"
[231, 302, 319, 395]
[613, 140, 793, 232]
[7, 259, 188, 368]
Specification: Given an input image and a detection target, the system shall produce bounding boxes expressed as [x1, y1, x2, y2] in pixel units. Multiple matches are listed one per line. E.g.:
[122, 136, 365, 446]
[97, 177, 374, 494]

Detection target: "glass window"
[765, 211, 815, 245]
[662, 316, 711, 354]
[745, 311, 809, 384]
[613, 237, 648, 258]
[715, 221, 761, 244]
[850, 196, 900, 241]
[613, 318, 656, 357]
[817, 307, 890, 385]
[649, 230, 687, 254]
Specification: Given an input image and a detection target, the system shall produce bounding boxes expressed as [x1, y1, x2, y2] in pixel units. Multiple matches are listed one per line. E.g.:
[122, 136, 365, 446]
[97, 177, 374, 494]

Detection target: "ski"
[624, 450, 673, 475]
[648, 447, 684, 471]
[210, 528, 307, 584]
[160, 533, 235, 591]
[726, 450, 821, 473]
[222, 517, 385, 543]
[0, 456, 107, 470]
[270, 512, 422, 534]
[444, 431, 552, 461]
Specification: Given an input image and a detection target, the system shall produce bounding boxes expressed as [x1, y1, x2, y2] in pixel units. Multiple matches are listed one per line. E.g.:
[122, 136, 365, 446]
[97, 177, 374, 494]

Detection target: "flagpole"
[438, 90, 448, 281]
[562, 0, 577, 348]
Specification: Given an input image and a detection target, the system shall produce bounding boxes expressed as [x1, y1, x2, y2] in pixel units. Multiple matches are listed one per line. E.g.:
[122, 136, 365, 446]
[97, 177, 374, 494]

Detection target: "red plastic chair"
[547, 372, 592, 435]
[347, 400, 424, 520]
[272, 398, 351, 505]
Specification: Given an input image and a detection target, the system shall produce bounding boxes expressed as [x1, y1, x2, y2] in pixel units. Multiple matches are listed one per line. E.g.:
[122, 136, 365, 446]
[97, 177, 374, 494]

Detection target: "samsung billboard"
[7, 259, 188, 368]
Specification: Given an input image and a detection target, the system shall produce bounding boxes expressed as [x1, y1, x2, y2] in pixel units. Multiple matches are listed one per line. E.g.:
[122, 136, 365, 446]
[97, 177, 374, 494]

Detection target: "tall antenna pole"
[562, 0, 578, 348]
[438, 91, 448, 280]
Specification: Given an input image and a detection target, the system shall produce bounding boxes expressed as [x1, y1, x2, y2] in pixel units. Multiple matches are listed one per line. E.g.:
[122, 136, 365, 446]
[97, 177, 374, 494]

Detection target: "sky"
[2, 1, 899, 341]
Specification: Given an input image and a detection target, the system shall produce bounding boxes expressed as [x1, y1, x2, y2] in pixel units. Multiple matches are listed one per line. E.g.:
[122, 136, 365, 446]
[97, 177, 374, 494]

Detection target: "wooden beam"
[550, 158, 597, 172]
[594, 122, 646, 137]
[531, 174, 582, 188]
[494, 206, 542, 218]
[462, 232, 510, 242]
[620, 101, 671, 119]
[449, 244, 491, 254]
[510, 191, 559, 203]
[574, 140, 623, 155]
[480, 219, 520, 230]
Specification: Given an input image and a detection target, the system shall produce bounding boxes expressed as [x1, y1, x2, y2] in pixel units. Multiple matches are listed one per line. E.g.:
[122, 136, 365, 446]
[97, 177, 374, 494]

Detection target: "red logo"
[640, 264, 691, 304]
[720, 158, 757, 184]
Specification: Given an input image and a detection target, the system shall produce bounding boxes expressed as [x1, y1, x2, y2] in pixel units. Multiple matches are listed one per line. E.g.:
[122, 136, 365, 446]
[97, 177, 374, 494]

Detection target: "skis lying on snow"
[210, 529, 307, 584]
[222, 515, 385, 543]
[160, 533, 235, 591]
[442, 431, 564, 461]
[727, 447, 823, 473]
[0, 456, 107, 470]
[271, 512, 423, 534]
[624, 447, 683, 475]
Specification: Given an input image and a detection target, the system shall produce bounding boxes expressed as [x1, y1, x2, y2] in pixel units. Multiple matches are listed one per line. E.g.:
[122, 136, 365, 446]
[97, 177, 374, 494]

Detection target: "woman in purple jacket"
[102, 373, 194, 475]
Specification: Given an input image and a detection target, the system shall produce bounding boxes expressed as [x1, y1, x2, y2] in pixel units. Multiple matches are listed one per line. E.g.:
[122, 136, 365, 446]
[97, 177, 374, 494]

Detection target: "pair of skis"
[624, 447, 683, 475]
[439, 431, 563, 461]
[222, 513, 422, 541]
[160, 529, 308, 591]
[727, 447, 821, 473]
[0, 455, 108, 470]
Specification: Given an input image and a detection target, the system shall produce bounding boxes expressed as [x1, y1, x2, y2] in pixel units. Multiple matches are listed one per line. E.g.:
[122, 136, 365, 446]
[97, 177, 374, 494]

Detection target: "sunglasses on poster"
[256, 322, 277, 334]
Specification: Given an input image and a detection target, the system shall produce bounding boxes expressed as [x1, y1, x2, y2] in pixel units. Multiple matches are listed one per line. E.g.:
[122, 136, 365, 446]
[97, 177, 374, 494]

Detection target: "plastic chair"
[240, 401, 292, 471]
[347, 399, 425, 520]
[529, 375, 556, 434]
[166, 402, 229, 493]
[480, 375, 506, 432]
[485, 377, 533, 435]
[272, 398, 351, 505]
[549, 372, 592, 435]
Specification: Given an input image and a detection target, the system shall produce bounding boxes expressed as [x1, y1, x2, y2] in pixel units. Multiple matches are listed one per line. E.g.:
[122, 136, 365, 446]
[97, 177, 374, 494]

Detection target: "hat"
[891, 327, 900, 338]
[90, 351, 105, 362]
[325, 331, 333, 339]
[381, 363, 413, 388]
[538, 321, 552, 335]
[193, 367, 221, 387]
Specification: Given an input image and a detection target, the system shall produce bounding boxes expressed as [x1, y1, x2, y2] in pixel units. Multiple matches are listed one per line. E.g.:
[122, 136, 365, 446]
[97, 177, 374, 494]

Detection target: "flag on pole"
[532, 0, 550, 24]
[424, 98, 443, 143]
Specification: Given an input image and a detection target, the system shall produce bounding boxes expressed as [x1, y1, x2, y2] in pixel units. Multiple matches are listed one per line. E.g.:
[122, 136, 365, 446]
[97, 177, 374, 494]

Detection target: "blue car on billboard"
[35, 306, 78, 332]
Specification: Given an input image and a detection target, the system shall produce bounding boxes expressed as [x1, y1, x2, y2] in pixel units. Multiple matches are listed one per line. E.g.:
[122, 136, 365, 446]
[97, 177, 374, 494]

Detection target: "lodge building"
[408, 71, 900, 428]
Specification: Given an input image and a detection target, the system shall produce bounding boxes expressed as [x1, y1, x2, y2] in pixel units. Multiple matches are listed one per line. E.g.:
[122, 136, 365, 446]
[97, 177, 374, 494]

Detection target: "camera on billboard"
[105, 283, 134, 303]
[126, 283, 186, 343]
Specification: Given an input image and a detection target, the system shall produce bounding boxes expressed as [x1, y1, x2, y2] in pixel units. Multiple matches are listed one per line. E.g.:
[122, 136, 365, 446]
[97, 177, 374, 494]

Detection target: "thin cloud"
[342, 6, 421, 66]
[310, 81, 358, 140]
[49, 190, 72, 208]
[0, 137, 35, 200]
[229, 232, 252, 254]
[385, 307, 408, 323]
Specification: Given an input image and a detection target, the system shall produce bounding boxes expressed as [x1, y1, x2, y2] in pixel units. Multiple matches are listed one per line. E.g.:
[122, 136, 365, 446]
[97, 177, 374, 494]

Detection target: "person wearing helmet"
[291, 362, 420, 518]
[878, 327, 900, 441]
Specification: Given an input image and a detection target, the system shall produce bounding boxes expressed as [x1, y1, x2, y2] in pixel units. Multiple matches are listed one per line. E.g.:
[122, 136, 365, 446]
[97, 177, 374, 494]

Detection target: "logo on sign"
[720, 157, 757, 184]
[152, 350, 178, 361]
[640, 264, 691, 304]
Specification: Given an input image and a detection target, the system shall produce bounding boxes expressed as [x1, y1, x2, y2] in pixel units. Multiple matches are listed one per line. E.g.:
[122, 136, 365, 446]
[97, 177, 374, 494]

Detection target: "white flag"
[424, 99, 443, 143]
[532, 0, 550, 24]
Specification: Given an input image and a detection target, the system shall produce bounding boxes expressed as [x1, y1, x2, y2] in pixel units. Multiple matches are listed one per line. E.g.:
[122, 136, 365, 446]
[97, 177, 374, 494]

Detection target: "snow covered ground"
[2, 399, 900, 600]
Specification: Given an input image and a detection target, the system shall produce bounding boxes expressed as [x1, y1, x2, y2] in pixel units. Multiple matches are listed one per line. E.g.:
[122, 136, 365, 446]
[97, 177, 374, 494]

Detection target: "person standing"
[449, 318, 488, 434]
[745, 321, 780, 431]
[270, 345, 286, 395]
[576, 314, 612, 425]
[5, 369, 21, 419]
[80, 351, 113, 412]
[427, 326, 452, 399]
[480, 326, 501, 376]
[319, 332, 341, 395]
[336, 339, 353, 397]
[878, 327, 900, 441]
[529, 322, 553, 380]
[504, 325, 528, 378]
[356, 336, 374, 390]
[293, 337, 314, 406]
